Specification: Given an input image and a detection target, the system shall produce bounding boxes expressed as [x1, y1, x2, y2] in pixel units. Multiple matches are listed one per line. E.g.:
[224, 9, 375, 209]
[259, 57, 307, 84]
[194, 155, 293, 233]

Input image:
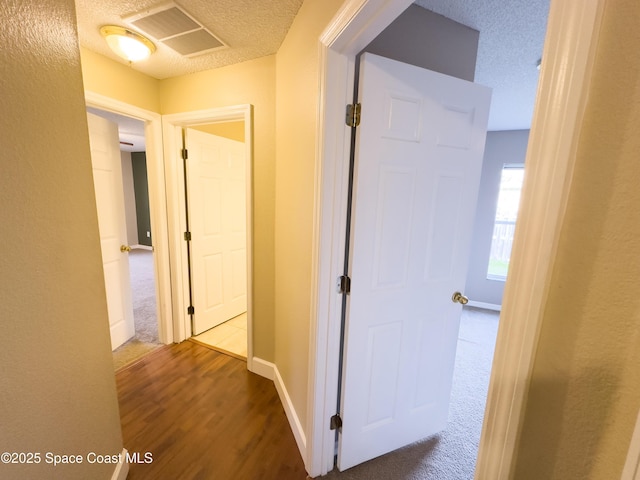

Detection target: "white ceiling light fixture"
[100, 25, 156, 62]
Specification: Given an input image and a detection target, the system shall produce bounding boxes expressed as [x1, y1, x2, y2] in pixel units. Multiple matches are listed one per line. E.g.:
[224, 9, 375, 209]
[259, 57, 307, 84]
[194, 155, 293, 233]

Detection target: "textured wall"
[0, 0, 124, 478]
[513, 0, 640, 477]
[465, 130, 529, 306]
[160, 55, 277, 361]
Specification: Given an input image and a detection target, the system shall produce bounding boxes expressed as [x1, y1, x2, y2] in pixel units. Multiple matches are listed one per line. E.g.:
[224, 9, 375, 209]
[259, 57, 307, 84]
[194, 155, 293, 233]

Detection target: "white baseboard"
[273, 366, 307, 461]
[111, 448, 129, 480]
[249, 357, 307, 465]
[467, 300, 502, 312]
[249, 356, 275, 380]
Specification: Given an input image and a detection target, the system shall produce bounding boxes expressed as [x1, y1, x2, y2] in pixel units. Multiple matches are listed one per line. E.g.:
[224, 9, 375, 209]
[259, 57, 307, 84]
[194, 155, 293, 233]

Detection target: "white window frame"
[487, 163, 525, 281]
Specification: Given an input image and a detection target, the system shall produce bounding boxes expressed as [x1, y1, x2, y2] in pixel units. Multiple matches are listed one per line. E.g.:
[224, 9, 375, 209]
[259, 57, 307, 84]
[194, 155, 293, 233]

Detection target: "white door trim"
[85, 91, 173, 344]
[161, 106, 255, 371]
[622, 409, 640, 480]
[306, 0, 606, 477]
[474, 3, 605, 477]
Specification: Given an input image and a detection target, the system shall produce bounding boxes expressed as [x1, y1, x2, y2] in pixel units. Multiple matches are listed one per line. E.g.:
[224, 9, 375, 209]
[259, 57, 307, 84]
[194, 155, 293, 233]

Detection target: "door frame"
[622, 408, 640, 480]
[85, 91, 173, 344]
[306, 0, 606, 477]
[162, 105, 255, 369]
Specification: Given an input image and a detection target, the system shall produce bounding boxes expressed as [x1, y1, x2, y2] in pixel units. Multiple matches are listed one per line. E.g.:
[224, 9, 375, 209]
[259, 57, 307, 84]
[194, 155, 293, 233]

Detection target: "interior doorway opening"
[185, 121, 249, 360]
[323, 2, 545, 472]
[308, 0, 604, 477]
[87, 106, 162, 369]
[162, 105, 256, 371]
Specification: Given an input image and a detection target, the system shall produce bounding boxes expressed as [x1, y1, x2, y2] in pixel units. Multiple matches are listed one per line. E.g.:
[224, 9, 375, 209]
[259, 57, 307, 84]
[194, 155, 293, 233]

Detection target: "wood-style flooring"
[115, 341, 308, 480]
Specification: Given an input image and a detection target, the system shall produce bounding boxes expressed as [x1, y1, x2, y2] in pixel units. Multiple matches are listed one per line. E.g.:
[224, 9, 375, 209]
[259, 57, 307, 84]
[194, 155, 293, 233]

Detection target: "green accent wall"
[131, 152, 152, 246]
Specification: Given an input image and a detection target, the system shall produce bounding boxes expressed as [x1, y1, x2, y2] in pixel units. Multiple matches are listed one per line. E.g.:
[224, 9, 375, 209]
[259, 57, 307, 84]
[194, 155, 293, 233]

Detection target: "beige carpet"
[112, 249, 162, 371]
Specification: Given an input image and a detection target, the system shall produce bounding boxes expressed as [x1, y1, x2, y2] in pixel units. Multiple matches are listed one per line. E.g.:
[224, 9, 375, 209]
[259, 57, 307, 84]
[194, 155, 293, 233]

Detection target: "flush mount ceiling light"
[100, 26, 156, 62]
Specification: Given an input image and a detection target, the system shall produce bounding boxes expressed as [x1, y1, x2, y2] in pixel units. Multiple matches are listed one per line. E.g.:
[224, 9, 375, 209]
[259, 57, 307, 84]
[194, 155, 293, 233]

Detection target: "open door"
[337, 53, 491, 470]
[87, 113, 136, 350]
[185, 128, 247, 335]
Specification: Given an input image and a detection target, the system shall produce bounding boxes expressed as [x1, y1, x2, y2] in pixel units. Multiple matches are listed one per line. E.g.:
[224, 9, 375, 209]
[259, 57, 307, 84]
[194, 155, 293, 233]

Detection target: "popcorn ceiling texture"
[76, 0, 548, 130]
[75, 0, 304, 79]
[415, 0, 549, 130]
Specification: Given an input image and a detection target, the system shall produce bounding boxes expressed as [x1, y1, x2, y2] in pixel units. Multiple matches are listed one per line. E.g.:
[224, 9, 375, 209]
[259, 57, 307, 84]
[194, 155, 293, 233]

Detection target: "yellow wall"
[0, 1, 123, 479]
[80, 47, 161, 112]
[513, 0, 640, 477]
[161, 56, 277, 360]
[274, 0, 346, 430]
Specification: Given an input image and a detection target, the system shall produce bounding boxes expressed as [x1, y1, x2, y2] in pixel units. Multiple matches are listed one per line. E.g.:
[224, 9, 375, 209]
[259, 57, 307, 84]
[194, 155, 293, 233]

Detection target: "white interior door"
[186, 128, 247, 335]
[87, 113, 135, 351]
[338, 53, 491, 470]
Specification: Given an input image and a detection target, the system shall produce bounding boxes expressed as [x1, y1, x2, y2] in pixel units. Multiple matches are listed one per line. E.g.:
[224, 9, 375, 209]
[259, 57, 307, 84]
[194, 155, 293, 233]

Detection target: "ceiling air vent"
[123, 2, 227, 57]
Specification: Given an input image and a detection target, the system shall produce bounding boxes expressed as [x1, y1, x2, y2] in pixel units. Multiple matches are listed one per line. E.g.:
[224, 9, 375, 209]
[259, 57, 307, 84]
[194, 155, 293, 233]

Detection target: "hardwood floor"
[115, 341, 308, 480]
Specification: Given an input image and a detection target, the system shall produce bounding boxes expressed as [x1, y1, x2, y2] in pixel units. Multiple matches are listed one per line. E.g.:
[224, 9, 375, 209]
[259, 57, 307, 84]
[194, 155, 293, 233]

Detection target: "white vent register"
[124, 2, 227, 57]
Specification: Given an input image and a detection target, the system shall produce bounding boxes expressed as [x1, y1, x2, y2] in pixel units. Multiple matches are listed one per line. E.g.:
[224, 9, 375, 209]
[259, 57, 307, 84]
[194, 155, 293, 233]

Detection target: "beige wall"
[0, 1, 124, 479]
[513, 0, 640, 478]
[274, 0, 346, 430]
[161, 56, 277, 360]
[80, 47, 161, 112]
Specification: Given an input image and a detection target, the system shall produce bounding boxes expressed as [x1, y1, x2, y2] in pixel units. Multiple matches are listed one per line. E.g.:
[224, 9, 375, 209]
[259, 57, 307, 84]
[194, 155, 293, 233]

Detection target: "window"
[487, 164, 525, 280]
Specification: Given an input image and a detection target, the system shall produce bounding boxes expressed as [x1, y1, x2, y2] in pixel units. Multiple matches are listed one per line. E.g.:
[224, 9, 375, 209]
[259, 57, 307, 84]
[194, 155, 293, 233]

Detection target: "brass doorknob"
[120, 245, 131, 253]
[452, 291, 469, 305]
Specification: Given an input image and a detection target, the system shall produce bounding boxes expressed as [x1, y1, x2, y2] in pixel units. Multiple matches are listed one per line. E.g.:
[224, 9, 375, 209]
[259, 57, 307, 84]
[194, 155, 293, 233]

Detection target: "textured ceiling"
[414, 0, 550, 130]
[75, 0, 304, 80]
[78, 0, 549, 132]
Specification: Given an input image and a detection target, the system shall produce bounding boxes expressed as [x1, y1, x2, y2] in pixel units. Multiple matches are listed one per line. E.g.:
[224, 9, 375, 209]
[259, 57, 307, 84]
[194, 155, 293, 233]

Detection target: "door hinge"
[337, 275, 351, 294]
[184, 231, 192, 241]
[346, 103, 361, 128]
[187, 305, 195, 315]
[330, 414, 342, 431]
[182, 148, 188, 160]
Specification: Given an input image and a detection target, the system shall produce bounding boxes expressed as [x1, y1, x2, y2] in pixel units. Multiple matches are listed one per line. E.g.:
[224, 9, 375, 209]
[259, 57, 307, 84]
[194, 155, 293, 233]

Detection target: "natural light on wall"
[487, 164, 525, 280]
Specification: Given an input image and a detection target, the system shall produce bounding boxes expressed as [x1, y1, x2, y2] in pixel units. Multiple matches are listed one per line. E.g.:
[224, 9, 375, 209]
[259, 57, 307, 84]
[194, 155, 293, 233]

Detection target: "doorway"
[85, 91, 172, 346]
[162, 105, 255, 369]
[87, 106, 162, 369]
[185, 122, 249, 360]
[307, 0, 605, 477]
